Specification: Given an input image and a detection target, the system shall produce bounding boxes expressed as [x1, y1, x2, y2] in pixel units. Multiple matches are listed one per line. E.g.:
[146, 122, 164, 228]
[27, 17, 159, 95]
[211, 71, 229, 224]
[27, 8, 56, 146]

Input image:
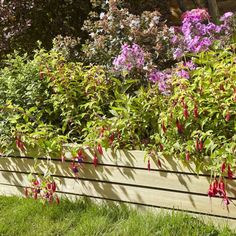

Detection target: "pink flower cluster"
[113, 43, 145, 71]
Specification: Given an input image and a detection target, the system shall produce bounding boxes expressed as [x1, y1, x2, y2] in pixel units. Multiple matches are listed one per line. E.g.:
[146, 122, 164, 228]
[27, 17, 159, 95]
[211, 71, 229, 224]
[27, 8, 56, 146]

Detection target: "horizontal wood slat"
[4, 148, 209, 174]
[1, 157, 236, 198]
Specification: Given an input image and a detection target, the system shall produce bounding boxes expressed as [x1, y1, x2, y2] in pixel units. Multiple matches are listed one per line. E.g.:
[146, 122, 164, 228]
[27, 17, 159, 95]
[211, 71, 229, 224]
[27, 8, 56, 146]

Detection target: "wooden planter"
[0, 149, 236, 227]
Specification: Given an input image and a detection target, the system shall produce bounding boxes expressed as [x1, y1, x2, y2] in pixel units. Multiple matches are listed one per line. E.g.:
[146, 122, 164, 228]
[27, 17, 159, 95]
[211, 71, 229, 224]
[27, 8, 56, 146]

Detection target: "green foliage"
[157, 46, 236, 175]
[0, 48, 113, 155]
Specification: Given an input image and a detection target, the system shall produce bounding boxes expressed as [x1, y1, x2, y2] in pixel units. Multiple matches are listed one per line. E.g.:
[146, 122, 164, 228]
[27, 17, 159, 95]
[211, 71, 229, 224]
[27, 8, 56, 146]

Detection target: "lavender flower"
[113, 43, 145, 72]
[149, 70, 171, 95]
[172, 9, 234, 58]
[176, 69, 190, 79]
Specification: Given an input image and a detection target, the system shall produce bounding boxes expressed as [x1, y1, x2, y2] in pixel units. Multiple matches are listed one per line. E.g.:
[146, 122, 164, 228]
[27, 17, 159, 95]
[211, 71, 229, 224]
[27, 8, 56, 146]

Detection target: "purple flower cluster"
[113, 43, 145, 71]
[149, 70, 172, 95]
[172, 9, 234, 59]
[149, 60, 196, 93]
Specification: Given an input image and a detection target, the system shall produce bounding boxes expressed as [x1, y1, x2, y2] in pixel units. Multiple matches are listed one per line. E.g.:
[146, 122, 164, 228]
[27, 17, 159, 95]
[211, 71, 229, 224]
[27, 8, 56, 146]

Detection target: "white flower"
[100, 12, 105, 19]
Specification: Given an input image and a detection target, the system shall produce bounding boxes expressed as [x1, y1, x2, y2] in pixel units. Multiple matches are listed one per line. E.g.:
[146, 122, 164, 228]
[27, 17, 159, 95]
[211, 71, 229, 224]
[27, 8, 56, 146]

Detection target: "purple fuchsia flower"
[113, 43, 145, 72]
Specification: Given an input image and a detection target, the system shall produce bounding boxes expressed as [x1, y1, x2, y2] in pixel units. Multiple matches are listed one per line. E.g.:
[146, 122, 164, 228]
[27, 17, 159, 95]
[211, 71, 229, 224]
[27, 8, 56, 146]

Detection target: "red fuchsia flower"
[77, 149, 83, 158]
[218, 178, 226, 196]
[183, 106, 189, 119]
[162, 121, 167, 133]
[227, 165, 233, 179]
[51, 182, 56, 192]
[97, 144, 103, 155]
[47, 183, 52, 190]
[185, 152, 190, 161]
[159, 144, 164, 151]
[208, 183, 214, 197]
[109, 133, 115, 146]
[195, 139, 199, 152]
[147, 160, 151, 171]
[157, 159, 162, 168]
[213, 179, 219, 195]
[194, 104, 199, 119]
[16, 137, 25, 152]
[93, 155, 98, 167]
[225, 112, 230, 122]
[221, 162, 226, 173]
[176, 119, 183, 134]
[198, 140, 203, 151]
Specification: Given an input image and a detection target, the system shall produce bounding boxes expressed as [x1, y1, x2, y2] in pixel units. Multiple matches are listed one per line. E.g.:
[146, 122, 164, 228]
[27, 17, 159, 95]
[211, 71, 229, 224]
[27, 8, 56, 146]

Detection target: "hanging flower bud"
[198, 140, 203, 151]
[109, 133, 115, 146]
[218, 179, 225, 196]
[77, 149, 83, 158]
[52, 182, 56, 192]
[176, 119, 183, 134]
[183, 104, 189, 119]
[162, 121, 167, 133]
[225, 112, 230, 122]
[159, 144, 163, 151]
[47, 183, 52, 190]
[195, 139, 199, 152]
[208, 184, 214, 197]
[221, 162, 226, 173]
[185, 152, 190, 161]
[157, 159, 162, 168]
[97, 144, 103, 155]
[213, 179, 218, 195]
[93, 155, 98, 167]
[228, 165, 233, 179]
[194, 104, 198, 119]
[39, 71, 44, 80]
[147, 160, 151, 171]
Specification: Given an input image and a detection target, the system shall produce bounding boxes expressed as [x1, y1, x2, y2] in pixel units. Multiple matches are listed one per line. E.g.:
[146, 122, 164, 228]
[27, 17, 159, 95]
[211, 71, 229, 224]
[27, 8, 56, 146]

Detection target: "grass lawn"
[0, 196, 235, 236]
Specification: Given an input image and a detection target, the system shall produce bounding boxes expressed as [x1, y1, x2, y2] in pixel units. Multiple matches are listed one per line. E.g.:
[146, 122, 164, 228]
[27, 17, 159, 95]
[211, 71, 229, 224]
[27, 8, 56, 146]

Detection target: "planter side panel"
[0, 151, 236, 224]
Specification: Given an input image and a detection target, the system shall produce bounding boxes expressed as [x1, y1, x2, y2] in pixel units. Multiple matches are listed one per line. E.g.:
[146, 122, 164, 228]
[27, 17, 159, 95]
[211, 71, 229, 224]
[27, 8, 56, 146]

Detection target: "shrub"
[81, 0, 172, 70]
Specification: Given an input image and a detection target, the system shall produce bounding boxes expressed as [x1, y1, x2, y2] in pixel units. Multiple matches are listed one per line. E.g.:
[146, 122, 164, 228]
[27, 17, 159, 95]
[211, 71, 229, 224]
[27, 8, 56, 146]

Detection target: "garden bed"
[1, 149, 236, 227]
